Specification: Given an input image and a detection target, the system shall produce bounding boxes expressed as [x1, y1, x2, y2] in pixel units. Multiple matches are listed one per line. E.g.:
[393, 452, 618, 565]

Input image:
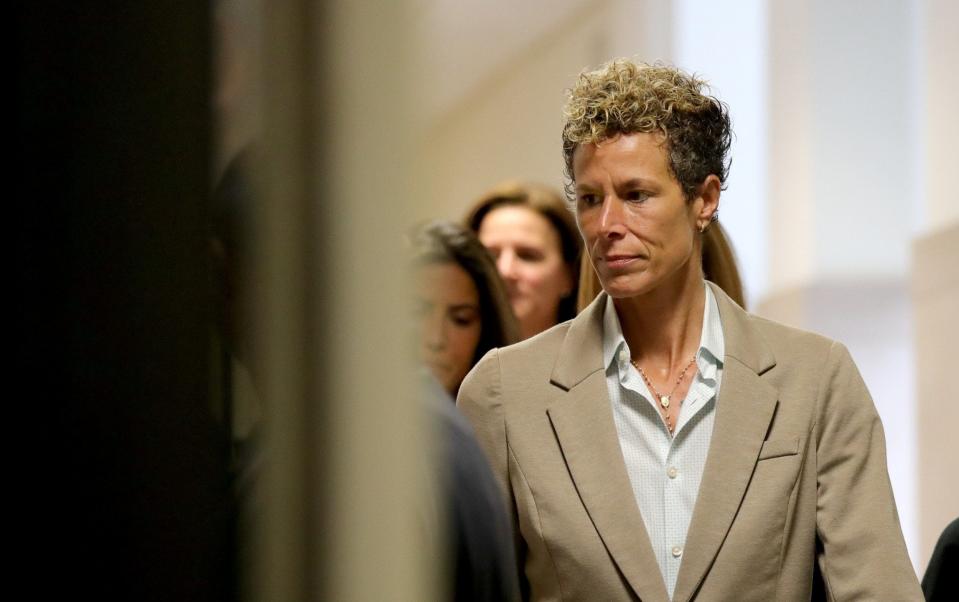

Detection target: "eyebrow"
[618, 177, 657, 190]
[449, 303, 479, 312]
[574, 177, 657, 193]
[574, 182, 601, 194]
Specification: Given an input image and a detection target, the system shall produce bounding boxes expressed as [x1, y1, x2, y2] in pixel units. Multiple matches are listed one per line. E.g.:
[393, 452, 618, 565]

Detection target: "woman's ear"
[696, 174, 721, 230]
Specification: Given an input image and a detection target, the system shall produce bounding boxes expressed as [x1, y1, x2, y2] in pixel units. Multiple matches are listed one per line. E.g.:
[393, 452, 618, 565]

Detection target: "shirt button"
[618, 348, 628, 364]
[672, 546, 683, 558]
[667, 466, 678, 479]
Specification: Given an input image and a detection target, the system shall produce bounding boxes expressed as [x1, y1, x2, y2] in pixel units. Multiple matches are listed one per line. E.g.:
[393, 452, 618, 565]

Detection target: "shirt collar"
[602, 281, 725, 376]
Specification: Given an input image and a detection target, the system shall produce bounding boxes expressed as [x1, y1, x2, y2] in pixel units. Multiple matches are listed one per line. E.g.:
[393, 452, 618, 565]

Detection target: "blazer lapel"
[672, 283, 779, 602]
[547, 294, 671, 602]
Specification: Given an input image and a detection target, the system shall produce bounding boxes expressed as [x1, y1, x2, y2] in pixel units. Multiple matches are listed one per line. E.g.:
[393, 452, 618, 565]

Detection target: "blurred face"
[477, 206, 572, 338]
[573, 132, 711, 299]
[415, 262, 483, 394]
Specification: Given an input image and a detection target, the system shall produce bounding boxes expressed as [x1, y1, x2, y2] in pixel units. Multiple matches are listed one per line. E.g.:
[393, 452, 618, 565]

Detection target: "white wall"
[673, 0, 768, 308]
[919, 0, 959, 231]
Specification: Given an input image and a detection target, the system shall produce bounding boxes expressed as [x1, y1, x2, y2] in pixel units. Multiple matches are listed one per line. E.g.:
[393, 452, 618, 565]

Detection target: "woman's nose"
[497, 251, 518, 279]
[599, 197, 627, 238]
[423, 315, 446, 350]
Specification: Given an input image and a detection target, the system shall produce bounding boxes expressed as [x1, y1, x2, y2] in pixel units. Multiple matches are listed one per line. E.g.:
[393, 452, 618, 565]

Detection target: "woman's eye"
[450, 310, 479, 327]
[517, 248, 544, 262]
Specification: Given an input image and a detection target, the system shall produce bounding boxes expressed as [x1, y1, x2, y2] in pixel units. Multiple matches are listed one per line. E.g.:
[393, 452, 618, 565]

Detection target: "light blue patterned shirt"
[602, 283, 724, 599]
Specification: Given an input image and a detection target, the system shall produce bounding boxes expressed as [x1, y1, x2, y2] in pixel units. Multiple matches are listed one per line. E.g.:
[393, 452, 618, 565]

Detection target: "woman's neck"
[614, 267, 705, 372]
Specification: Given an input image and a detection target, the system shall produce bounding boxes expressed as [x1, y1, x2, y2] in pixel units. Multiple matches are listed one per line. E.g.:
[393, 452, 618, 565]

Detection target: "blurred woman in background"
[411, 221, 519, 396]
[465, 181, 582, 340]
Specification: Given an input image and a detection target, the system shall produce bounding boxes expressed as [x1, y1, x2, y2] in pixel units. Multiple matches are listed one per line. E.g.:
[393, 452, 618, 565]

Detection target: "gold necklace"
[632, 355, 697, 432]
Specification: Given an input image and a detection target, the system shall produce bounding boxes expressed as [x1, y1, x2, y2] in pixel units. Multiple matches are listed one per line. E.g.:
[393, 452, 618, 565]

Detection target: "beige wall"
[415, 0, 674, 224]
[921, 0, 959, 229]
[914, 0, 959, 570]
[417, 5, 608, 223]
[251, 1, 433, 600]
[766, 0, 815, 292]
[913, 224, 959, 571]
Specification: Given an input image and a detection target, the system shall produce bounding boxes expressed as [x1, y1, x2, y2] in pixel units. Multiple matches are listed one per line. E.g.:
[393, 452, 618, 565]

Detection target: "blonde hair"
[562, 59, 732, 201]
[565, 59, 743, 310]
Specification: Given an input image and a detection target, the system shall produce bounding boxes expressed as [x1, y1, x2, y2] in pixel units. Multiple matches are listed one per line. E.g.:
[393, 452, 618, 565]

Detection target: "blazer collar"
[706, 281, 776, 375]
[550, 282, 775, 388]
[548, 282, 779, 602]
[547, 301, 671, 601]
[549, 291, 606, 390]
[547, 291, 669, 600]
[675, 282, 780, 601]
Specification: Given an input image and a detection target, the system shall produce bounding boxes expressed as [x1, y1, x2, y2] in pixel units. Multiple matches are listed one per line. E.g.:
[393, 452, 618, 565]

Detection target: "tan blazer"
[457, 282, 922, 601]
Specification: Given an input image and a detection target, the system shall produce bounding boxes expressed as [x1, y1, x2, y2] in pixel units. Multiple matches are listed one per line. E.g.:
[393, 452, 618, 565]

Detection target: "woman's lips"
[604, 255, 640, 269]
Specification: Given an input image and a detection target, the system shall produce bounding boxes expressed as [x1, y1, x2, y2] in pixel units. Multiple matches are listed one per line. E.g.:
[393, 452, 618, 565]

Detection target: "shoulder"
[734, 310, 873, 427]
[457, 319, 575, 410]
[748, 313, 862, 380]
[720, 287, 839, 364]
[709, 282, 838, 370]
[747, 313, 837, 358]
[497, 319, 573, 368]
[716, 294, 861, 407]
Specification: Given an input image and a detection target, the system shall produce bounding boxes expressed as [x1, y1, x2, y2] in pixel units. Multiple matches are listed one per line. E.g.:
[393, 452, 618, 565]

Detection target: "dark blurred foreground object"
[17, 2, 235, 600]
[923, 517, 959, 601]
[424, 376, 520, 602]
[211, 148, 263, 472]
[211, 148, 265, 601]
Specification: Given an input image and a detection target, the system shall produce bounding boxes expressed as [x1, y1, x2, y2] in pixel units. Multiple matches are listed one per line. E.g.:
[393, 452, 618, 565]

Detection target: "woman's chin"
[600, 274, 652, 299]
[604, 287, 643, 299]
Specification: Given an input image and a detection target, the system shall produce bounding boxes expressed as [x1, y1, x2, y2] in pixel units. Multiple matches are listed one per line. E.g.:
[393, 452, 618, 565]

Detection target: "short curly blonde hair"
[562, 59, 732, 201]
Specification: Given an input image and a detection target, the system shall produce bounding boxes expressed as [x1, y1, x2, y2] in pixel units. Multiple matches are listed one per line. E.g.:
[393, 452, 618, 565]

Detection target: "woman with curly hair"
[457, 60, 921, 600]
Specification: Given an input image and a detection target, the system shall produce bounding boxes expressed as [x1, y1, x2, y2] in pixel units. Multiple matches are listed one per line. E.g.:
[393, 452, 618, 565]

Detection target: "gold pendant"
[660, 395, 670, 409]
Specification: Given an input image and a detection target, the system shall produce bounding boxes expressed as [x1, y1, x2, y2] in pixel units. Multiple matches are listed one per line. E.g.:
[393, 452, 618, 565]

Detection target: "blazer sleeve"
[813, 341, 923, 600]
[457, 349, 508, 496]
[457, 349, 528, 598]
